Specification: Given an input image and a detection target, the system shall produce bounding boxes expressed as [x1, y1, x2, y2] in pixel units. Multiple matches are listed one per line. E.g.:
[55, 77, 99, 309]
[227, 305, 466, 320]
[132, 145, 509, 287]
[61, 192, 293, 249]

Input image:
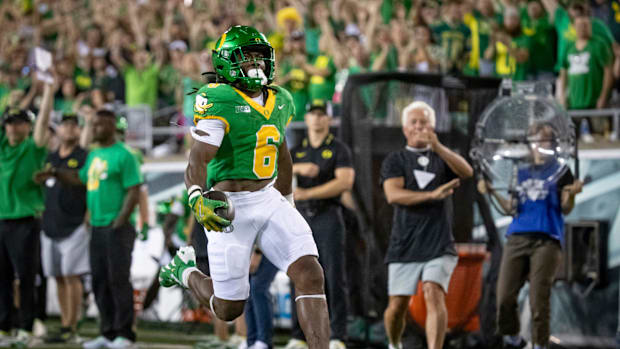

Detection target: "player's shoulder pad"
[193, 83, 235, 116]
[269, 84, 294, 104]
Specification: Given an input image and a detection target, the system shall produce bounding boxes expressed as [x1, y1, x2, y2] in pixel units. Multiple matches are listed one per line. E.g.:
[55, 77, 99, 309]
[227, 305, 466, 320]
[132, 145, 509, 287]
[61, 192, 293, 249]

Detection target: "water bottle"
[271, 271, 292, 328]
[580, 119, 593, 143]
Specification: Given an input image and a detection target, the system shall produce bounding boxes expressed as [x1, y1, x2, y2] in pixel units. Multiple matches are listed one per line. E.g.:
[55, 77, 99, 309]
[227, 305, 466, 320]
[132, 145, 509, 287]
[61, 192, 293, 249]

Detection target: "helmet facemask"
[229, 44, 274, 92]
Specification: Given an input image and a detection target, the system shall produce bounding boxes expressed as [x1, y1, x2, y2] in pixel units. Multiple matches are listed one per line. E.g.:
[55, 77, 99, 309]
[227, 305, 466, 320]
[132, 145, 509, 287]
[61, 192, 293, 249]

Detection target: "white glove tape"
[188, 185, 203, 204]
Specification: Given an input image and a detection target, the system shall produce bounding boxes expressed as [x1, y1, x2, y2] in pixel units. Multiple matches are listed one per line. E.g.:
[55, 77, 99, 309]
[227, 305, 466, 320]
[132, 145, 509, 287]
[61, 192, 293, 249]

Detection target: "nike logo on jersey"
[278, 104, 285, 110]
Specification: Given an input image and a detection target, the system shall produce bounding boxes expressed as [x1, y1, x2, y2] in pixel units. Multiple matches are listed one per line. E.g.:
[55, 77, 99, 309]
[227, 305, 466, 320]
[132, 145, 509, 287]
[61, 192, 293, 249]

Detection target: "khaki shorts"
[388, 254, 458, 296]
[41, 224, 90, 277]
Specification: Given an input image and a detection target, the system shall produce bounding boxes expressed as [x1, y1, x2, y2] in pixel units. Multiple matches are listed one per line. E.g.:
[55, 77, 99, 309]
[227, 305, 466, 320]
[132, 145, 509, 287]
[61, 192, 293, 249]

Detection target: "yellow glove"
[188, 185, 231, 232]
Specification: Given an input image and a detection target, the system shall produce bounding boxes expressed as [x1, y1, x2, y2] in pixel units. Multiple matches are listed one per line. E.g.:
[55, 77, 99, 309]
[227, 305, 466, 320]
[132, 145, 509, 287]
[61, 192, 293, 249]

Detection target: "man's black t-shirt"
[380, 147, 458, 264]
[292, 133, 353, 210]
[42, 146, 88, 238]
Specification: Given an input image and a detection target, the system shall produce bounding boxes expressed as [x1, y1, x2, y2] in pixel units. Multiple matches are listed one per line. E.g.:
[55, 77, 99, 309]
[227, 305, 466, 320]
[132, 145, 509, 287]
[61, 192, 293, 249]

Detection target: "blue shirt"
[506, 161, 573, 243]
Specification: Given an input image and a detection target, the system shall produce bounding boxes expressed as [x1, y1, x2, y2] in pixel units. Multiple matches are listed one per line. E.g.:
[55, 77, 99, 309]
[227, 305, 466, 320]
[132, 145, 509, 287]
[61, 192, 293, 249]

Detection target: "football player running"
[159, 26, 330, 348]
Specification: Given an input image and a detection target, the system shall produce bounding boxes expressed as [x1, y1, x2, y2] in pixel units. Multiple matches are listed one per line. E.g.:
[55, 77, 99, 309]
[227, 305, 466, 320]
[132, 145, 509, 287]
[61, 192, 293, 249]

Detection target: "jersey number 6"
[253, 125, 280, 179]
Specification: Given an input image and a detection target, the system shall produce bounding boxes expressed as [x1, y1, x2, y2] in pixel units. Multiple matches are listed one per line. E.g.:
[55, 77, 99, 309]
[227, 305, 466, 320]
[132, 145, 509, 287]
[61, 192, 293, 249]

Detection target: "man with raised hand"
[381, 101, 473, 349]
[0, 82, 54, 347]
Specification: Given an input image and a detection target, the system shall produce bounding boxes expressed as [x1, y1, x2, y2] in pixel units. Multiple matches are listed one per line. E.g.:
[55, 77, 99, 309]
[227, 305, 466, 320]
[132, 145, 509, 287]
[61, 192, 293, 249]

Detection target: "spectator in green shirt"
[0, 82, 53, 346]
[559, 15, 613, 110]
[398, 24, 441, 72]
[111, 46, 162, 113]
[431, 0, 472, 75]
[464, 0, 502, 76]
[542, 0, 616, 72]
[369, 25, 399, 72]
[413, 0, 441, 27]
[521, 0, 557, 80]
[277, 31, 310, 122]
[54, 79, 85, 115]
[41, 109, 142, 348]
[485, 6, 532, 81]
[307, 51, 337, 104]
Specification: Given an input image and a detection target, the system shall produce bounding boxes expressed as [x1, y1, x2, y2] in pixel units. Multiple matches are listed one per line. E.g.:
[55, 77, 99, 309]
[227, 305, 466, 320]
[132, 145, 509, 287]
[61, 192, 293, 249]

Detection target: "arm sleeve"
[556, 166, 574, 194]
[335, 142, 353, 168]
[191, 118, 226, 146]
[380, 152, 403, 184]
[192, 85, 231, 132]
[593, 19, 615, 46]
[598, 40, 613, 66]
[554, 7, 568, 28]
[121, 149, 143, 189]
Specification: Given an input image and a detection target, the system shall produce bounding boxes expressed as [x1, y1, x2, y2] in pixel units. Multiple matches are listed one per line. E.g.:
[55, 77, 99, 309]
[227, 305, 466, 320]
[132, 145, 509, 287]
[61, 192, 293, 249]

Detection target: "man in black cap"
[0, 83, 54, 346]
[286, 99, 355, 349]
[36, 113, 89, 343]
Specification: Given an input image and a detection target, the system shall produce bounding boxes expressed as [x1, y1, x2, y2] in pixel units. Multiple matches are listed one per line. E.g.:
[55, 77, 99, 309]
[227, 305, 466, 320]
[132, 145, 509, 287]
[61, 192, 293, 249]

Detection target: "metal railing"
[121, 103, 620, 154]
[567, 108, 620, 140]
[120, 105, 153, 152]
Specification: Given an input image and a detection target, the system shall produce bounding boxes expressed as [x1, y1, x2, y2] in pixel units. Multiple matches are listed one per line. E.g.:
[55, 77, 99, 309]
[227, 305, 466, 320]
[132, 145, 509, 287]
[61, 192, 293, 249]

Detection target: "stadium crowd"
[0, 0, 613, 349]
[1, 0, 619, 147]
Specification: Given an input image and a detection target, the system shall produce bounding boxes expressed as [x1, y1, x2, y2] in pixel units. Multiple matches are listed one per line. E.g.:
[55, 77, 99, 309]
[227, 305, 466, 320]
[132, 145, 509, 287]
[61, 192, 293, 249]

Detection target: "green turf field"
[0, 317, 291, 349]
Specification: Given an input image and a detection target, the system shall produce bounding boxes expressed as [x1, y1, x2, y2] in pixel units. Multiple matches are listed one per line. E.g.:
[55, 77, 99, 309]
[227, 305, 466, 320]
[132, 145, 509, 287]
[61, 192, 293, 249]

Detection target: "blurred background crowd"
[1, 0, 619, 152]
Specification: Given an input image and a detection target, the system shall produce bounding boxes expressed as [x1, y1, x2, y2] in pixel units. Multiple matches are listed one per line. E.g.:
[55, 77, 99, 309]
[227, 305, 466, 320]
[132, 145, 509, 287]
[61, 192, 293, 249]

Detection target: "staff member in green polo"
[39, 109, 142, 349]
[0, 83, 53, 346]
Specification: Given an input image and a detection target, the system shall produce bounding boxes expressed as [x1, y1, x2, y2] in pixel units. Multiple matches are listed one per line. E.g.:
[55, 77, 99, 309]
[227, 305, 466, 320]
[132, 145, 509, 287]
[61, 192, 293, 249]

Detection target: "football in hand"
[203, 190, 235, 221]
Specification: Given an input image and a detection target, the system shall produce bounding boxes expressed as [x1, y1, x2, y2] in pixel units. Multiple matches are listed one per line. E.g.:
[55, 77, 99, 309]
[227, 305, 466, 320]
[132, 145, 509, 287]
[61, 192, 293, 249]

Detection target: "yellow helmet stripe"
[216, 33, 227, 51]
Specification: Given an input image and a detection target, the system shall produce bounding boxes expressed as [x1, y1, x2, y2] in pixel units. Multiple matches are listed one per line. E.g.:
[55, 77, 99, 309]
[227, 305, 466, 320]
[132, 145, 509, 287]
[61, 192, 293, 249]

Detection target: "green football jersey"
[192, 83, 295, 189]
[78, 142, 143, 227]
